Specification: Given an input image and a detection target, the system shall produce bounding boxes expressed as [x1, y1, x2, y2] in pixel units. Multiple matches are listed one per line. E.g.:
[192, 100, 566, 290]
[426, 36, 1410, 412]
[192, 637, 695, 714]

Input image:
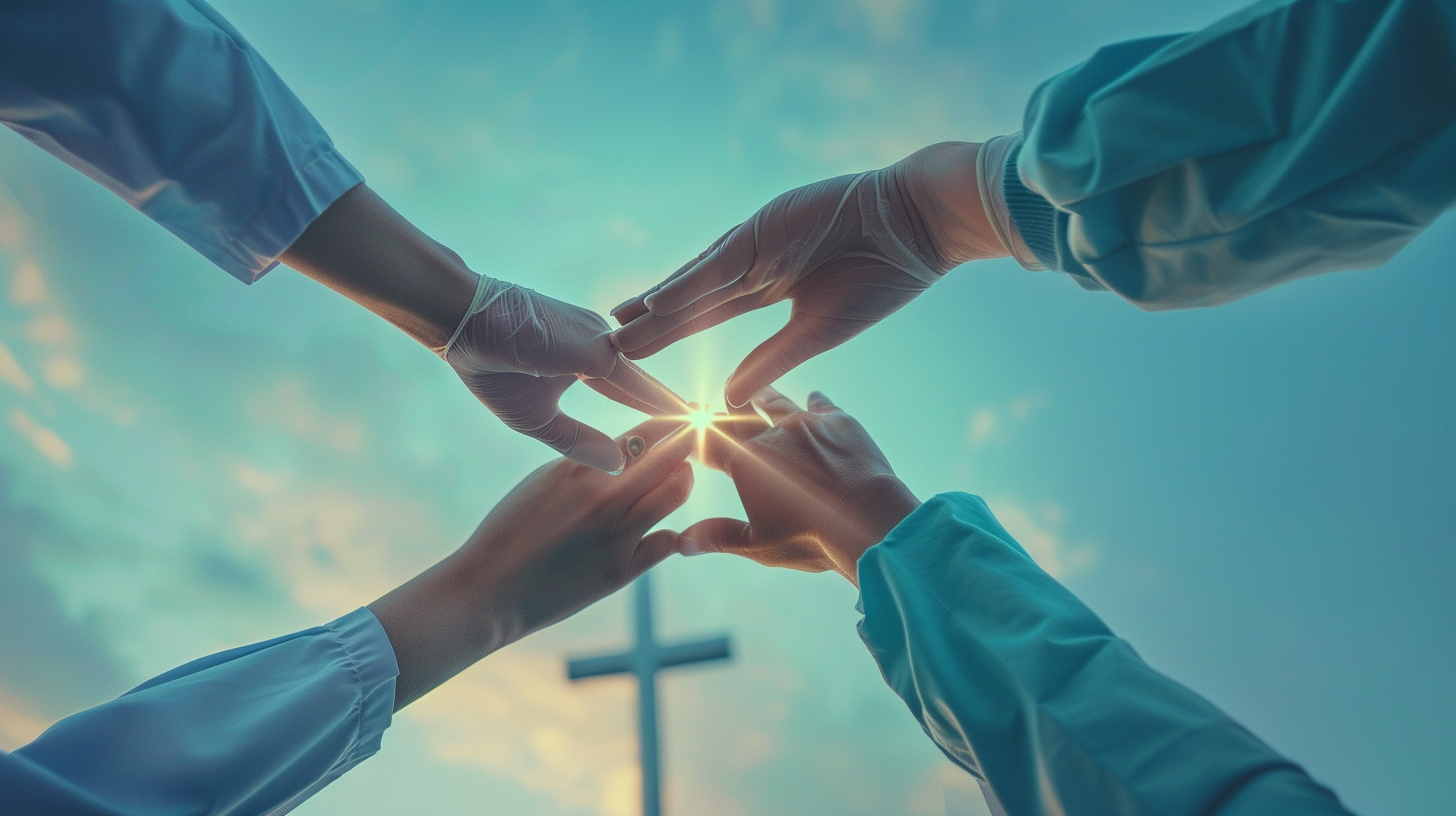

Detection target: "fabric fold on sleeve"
[854, 492, 1353, 816]
[1, 607, 398, 816]
[1010, 0, 1456, 309]
[0, 0, 364, 283]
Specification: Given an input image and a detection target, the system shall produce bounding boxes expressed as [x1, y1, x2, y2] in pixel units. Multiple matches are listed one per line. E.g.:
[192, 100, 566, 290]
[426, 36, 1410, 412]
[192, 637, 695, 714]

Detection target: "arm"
[859, 494, 1353, 816]
[1003, 0, 1456, 308]
[684, 388, 1353, 816]
[0, 416, 695, 815]
[612, 0, 1456, 395]
[0, 1, 684, 470]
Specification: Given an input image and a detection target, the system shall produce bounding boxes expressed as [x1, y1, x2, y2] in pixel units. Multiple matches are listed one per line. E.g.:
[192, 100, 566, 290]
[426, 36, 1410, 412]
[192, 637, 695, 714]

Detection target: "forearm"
[367, 544, 510, 711]
[281, 184, 479, 352]
[856, 493, 1353, 816]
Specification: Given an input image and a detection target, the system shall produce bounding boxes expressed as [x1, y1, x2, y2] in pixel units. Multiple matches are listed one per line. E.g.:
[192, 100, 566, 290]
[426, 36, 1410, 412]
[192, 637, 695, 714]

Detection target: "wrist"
[897, 142, 1010, 268]
[281, 184, 479, 351]
[830, 475, 921, 586]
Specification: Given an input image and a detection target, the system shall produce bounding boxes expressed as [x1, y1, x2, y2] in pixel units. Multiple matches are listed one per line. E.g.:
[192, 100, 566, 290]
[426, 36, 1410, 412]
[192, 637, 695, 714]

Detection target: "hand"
[611, 142, 1007, 407]
[282, 184, 687, 473]
[445, 276, 689, 473]
[682, 387, 920, 585]
[369, 415, 696, 709]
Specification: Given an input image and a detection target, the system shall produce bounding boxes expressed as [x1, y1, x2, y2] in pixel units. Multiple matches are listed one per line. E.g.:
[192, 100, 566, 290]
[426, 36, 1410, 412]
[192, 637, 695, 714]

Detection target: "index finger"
[643, 221, 755, 317]
[617, 418, 696, 490]
[596, 354, 691, 416]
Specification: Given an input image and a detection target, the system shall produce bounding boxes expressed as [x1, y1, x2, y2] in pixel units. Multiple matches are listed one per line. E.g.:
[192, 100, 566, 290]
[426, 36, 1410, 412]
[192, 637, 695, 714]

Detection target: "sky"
[0, 0, 1453, 815]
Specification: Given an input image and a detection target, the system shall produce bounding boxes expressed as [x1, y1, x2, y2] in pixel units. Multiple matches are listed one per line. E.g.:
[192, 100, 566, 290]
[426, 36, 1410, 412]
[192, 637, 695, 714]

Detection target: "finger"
[614, 295, 759, 360]
[531, 411, 626, 473]
[644, 221, 756, 316]
[751, 385, 803, 424]
[581, 376, 663, 416]
[611, 225, 737, 325]
[596, 355, 691, 415]
[619, 420, 697, 491]
[806, 391, 841, 414]
[617, 414, 693, 451]
[678, 517, 751, 556]
[629, 528, 684, 576]
[610, 294, 650, 326]
[725, 315, 839, 408]
[624, 461, 695, 530]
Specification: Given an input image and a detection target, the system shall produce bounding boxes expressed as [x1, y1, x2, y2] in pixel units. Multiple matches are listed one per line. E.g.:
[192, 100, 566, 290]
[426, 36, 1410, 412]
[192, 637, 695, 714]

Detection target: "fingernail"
[573, 437, 627, 473]
[678, 538, 707, 556]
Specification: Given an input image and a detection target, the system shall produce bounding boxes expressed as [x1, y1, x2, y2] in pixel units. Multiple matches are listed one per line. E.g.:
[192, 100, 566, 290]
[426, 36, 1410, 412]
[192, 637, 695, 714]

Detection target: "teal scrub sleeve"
[0, 607, 398, 816]
[856, 494, 1354, 816]
[0, 0, 364, 283]
[1002, 0, 1456, 309]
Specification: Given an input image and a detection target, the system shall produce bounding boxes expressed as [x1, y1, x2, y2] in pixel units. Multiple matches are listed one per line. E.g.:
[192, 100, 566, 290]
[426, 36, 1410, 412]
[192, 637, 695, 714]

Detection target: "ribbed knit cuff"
[976, 134, 1045, 271]
[999, 139, 1060, 272]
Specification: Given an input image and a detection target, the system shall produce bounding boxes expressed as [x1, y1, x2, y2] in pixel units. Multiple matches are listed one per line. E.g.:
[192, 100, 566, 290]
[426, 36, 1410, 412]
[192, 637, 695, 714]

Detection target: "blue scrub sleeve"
[856, 494, 1354, 816]
[0, 607, 398, 816]
[1003, 0, 1456, 309]
[0, 0, 364, 283]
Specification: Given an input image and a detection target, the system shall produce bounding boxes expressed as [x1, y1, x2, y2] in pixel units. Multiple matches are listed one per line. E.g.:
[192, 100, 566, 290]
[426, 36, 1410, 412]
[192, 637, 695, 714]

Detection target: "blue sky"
[0, 1, 1452, 815]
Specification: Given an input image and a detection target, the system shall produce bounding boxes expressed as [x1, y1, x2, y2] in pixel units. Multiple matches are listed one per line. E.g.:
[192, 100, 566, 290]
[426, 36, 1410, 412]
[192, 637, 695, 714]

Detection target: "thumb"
[678, 517, 751, 556]
[724, 314, 839, 408]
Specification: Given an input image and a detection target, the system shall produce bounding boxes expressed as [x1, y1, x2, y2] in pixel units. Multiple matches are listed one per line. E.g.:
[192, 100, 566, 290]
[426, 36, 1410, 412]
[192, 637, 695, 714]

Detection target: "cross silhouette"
[566, 571, 732, 816]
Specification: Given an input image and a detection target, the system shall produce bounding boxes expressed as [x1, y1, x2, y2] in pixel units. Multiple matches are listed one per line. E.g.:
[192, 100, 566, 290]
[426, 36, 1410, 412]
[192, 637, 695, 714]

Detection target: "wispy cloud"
[0, 337, 35, 395]
[10, 409, 74, 467]
[986, 498, 1094, 580]
[0, 467, 132, 747]
[967, 393, 1045, 447]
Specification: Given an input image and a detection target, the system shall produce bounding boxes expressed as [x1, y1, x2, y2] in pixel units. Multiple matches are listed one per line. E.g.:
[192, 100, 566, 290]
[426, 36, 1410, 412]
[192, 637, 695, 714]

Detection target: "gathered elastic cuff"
[325, 607, 399, 766]
[222, 147, 365, 284]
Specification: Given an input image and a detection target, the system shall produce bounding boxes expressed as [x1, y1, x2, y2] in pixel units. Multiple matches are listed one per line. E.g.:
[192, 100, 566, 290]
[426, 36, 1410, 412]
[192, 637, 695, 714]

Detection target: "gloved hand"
[680, 387, 920, 585]
[611, 142, 1006, 407]
[445, 275, 689, 473]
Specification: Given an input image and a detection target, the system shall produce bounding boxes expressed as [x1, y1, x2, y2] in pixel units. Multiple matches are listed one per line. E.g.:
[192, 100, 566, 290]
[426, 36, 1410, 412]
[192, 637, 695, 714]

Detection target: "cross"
[566, 571, 732, 816]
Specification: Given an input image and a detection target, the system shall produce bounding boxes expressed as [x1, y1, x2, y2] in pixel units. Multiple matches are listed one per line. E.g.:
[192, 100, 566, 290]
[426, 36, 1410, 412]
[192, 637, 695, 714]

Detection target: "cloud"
[0, 465, 132, 749]
[986, 498, 1094, 580]
[0, 337, 36, 394]
[25, 315, 76, 345]
[968, 407, 998, 446]
[409, 646, 641, 816]
[42, 354, 84, 389]
[10, 409, 74, 467]
[967, 393, 1044, 447]
[8, 259, 46, 306]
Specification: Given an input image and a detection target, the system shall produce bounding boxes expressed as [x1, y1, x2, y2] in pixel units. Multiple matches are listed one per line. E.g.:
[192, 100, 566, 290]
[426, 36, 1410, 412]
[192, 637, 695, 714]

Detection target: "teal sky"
[1, 1, 1452, 815]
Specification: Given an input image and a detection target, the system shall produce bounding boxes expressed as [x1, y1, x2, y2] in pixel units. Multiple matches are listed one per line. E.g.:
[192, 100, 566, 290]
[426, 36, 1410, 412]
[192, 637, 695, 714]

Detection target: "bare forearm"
[280, 183, 479, 351]
[367, 547, 507, 711]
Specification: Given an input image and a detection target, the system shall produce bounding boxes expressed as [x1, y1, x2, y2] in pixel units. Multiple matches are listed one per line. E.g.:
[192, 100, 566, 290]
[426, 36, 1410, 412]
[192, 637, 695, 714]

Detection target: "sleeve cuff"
[218, 147, 364, 284]
[323, 607, 398, 769]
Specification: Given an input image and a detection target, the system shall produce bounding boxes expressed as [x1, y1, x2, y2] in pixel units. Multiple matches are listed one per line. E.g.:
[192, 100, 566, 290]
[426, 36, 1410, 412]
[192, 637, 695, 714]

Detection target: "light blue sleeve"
[1002, 0, 1456, 309]
[0, 0, 364, 283]
[0, 607, 398, 816]
[856, 493, 1354, 816]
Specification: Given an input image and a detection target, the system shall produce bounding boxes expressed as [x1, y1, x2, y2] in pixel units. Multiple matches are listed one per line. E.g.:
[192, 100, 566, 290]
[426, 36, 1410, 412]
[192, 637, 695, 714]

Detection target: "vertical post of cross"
[566, 572, 732, 816]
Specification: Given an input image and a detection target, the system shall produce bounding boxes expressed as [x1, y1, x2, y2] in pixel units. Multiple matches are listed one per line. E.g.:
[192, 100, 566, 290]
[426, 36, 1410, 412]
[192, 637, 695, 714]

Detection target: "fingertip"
[568, 430, 628, 473]
[807, 390, 839, 413]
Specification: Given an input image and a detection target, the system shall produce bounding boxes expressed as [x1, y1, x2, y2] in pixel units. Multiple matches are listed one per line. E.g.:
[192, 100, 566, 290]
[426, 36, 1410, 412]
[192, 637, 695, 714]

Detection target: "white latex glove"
[611, 144, 1003, 407]
[445, 276, 688, 472]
